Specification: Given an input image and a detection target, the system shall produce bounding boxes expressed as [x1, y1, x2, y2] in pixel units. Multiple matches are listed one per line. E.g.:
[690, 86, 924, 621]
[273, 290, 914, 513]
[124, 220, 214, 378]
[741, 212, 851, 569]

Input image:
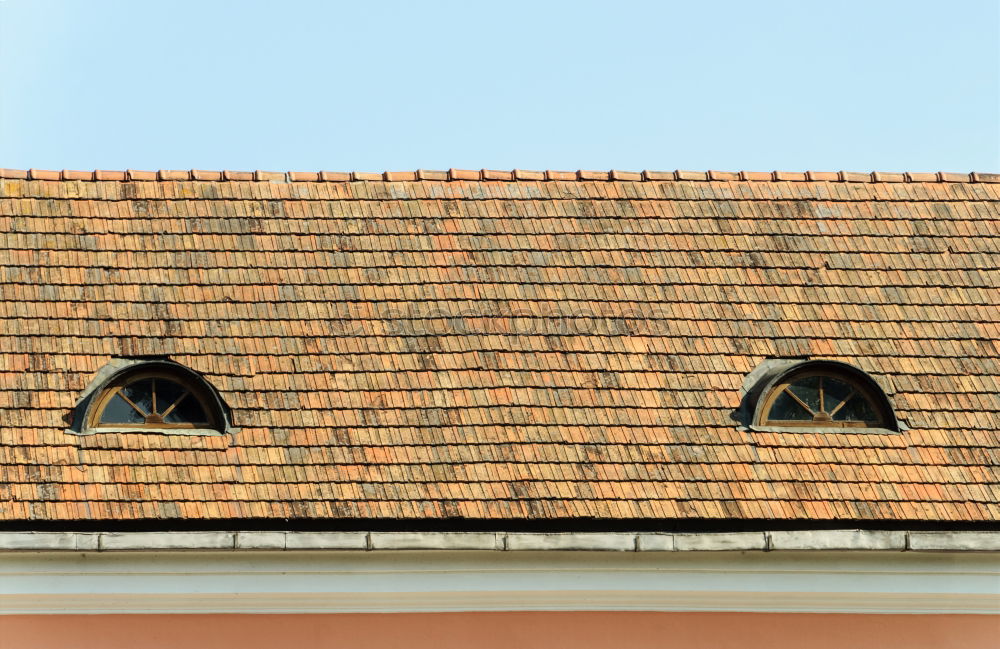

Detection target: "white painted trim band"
[2, 549, 997, 615]
[0, 529, 998, 552]
[6, 590, 998, 615]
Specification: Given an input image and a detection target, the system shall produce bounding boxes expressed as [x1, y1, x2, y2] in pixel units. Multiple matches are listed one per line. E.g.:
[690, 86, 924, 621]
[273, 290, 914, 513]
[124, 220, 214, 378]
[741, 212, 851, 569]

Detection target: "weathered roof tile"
[0, 170, 997, 525]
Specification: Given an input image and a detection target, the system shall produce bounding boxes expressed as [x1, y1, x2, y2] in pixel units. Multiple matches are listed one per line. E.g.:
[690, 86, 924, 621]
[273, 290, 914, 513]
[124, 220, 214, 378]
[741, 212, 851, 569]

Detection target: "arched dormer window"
[750, 361, 898, 431]
[71, 359, 230, 436]
[90, 371, 217, 430]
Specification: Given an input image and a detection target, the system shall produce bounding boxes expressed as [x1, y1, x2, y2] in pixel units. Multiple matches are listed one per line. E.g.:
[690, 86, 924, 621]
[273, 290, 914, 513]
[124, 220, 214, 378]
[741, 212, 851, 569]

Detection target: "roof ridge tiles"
[0, 168, 995, 183]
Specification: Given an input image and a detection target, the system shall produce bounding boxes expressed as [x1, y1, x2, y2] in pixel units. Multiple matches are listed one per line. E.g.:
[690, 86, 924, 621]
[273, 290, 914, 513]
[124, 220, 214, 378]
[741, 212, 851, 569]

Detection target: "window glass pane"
[163, 393, 208, 424]
[100, 393, 146, 424]
[156, 379, 188, 416]
[822, 377, 854, 413]
[121, 379, 154, 416]
[786, 376, 820, 413]
[833, 395, 878, 421]
[768, 390, 812, 420]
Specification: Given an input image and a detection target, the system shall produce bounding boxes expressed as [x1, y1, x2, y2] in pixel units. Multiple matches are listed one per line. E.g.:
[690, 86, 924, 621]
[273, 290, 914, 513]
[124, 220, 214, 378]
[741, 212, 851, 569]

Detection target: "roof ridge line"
[0, 169, 995, 184]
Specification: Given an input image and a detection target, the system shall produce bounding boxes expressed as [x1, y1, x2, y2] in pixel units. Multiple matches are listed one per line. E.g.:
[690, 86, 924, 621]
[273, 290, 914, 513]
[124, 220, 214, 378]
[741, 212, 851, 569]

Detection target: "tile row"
[3, 479, 995, 504]
[2, 368, 997, 393]
[8, 456, 993, 482]
[5, 497, 998, 523]
[4, 178, 999, 202]
[4, 198, 998, 222]
[2, 441, 996, 467]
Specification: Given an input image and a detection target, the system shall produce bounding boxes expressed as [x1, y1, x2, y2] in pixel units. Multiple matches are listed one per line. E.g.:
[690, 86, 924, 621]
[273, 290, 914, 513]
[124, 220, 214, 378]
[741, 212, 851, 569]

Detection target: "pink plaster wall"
[1, 612, 997, 649]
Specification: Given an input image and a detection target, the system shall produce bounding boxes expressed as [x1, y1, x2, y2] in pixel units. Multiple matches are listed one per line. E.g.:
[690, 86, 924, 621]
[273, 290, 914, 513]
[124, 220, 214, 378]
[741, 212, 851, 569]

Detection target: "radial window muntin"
[756, 368, 891, 429]
[87, 370, 220, 431]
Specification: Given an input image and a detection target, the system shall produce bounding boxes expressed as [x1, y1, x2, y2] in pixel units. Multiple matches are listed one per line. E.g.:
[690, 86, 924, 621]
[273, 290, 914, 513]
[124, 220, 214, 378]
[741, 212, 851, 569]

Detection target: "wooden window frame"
[757, 369, 889, 429]
[86, 370, 220, 431]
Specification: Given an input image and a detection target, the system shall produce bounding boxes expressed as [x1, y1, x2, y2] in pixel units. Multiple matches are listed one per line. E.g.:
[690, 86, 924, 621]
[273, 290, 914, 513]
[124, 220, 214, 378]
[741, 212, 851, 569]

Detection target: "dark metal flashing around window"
[65, 357, 236, 436]
[733, 358, 903, 432]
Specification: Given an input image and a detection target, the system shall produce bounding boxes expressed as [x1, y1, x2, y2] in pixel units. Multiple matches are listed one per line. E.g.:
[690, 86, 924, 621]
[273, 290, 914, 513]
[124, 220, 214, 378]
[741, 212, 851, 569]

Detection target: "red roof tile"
[0, 170, 997, 526]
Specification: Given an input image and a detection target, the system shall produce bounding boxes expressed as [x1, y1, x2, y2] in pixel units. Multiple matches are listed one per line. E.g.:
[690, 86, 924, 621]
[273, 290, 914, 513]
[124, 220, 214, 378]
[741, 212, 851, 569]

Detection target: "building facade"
[0, 168, 998, 648]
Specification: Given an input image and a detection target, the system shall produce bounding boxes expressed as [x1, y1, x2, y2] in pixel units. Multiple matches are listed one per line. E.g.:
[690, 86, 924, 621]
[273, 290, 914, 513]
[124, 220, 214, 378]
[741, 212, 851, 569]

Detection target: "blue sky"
[1, 0, 997, 172]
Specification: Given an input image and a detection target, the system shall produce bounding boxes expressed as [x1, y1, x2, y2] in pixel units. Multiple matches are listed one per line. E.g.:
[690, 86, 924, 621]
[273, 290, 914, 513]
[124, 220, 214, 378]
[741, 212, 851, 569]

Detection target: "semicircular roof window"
[753, 363, 897, 431]
[81, 363, 227, 435]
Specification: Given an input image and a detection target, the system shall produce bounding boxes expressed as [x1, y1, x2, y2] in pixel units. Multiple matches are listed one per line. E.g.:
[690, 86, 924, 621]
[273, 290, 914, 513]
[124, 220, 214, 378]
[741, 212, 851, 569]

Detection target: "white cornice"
[1, 546, 997, 615]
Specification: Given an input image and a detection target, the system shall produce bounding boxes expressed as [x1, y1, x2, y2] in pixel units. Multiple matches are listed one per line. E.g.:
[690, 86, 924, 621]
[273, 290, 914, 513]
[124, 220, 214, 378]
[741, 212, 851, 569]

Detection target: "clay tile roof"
[0, 169, 998, 528]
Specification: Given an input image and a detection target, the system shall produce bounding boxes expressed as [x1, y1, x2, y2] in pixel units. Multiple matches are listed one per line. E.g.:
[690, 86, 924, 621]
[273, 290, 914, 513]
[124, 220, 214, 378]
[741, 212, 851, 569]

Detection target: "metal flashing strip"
[0, 529, 998, 553]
